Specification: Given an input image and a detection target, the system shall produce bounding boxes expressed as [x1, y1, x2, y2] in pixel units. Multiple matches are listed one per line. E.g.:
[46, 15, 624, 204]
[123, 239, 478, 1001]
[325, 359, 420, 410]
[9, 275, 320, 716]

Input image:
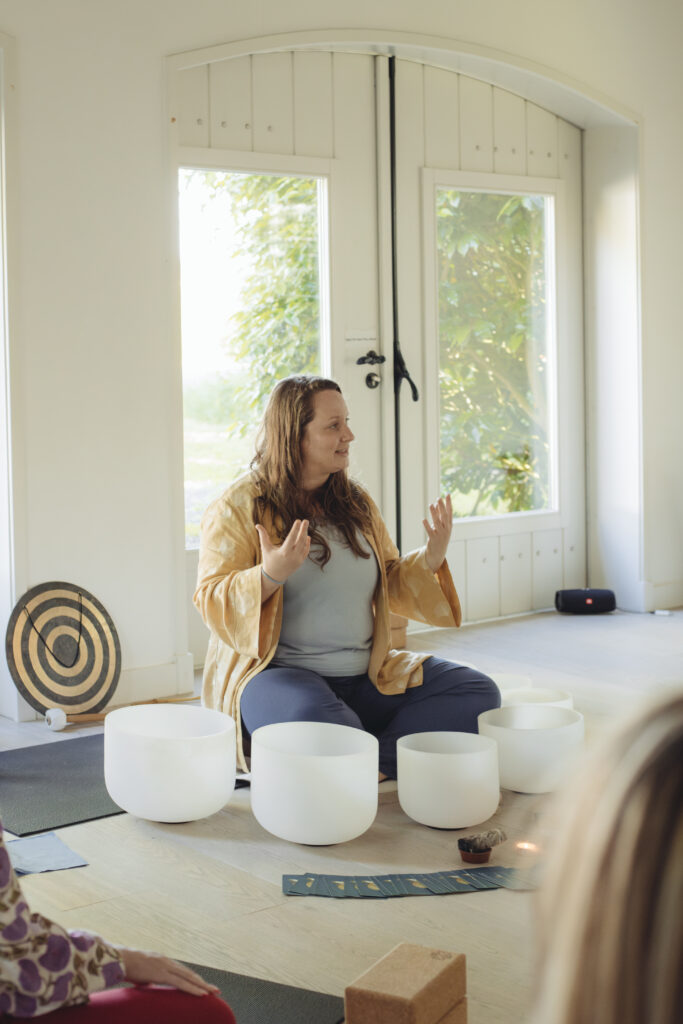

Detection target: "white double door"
[175, 50, 585, 630]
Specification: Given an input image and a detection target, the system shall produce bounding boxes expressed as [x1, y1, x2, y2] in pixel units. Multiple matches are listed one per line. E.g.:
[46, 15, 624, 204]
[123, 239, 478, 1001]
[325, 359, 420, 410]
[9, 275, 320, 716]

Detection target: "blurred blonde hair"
[250, 375, 373, 565]
[533, 689, 683, 1024]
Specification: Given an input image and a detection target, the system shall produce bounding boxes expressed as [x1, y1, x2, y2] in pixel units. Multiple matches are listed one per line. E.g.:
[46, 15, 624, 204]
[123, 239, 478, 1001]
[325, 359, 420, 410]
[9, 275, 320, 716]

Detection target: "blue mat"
[6, 832, 88, 874]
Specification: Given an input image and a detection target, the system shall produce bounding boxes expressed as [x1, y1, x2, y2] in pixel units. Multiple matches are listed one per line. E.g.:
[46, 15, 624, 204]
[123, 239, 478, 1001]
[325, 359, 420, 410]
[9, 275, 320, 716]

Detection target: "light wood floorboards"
[2, 609, 681, 1023]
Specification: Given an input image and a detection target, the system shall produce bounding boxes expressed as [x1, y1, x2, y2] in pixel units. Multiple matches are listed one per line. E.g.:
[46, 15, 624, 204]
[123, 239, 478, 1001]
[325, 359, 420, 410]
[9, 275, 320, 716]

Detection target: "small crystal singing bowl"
[502, 687, 574, 709]
[250, 721, 379, 845]
[397, 731, 500, 829]
[478, 705, 584, 794]
[104, 704, 236, 822]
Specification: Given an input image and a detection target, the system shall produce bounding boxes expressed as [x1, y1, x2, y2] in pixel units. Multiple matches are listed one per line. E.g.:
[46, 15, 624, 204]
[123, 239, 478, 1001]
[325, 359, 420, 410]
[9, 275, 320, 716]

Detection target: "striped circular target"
[5, 581, 121, 715]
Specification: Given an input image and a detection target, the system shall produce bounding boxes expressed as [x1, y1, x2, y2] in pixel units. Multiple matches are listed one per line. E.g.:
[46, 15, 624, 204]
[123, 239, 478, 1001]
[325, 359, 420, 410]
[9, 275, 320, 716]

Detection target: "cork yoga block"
[344, 942, 466, 1024]
[343, 999, 467, 1024]
[437, 997, 467, 1024]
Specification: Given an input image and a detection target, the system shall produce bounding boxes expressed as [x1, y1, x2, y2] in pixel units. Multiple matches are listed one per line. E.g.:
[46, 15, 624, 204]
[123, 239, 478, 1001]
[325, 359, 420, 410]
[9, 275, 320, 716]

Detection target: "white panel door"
[493, 88, 526, 175]
[500, 533, 533, 615]
[251, 52, 294, 154]
[174, 52, 385, 663]
[459, 77, 494, 173]
[293, 52, 334, 158]
[209, 58, 252, 151]
[532, 528, 564, 609]
[394, 58, 585, 622]
[328, 53, 385, 502]
[176, 66, 209, 148]
[175, 50, 384, 506]
[466, 537, 500, 621]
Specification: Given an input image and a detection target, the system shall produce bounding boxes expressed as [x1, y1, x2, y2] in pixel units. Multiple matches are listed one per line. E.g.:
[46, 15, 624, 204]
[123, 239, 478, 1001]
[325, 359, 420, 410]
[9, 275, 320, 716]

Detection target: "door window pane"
[179, 169, 328, 547]
[436, 189, 555, 518]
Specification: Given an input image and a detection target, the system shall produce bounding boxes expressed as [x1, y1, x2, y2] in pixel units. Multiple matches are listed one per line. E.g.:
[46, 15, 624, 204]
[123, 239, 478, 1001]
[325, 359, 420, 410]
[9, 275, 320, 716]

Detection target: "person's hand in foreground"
[118, 949, 220, 996]
[256, 518, 311, 585]
[423, 495, 453, 571]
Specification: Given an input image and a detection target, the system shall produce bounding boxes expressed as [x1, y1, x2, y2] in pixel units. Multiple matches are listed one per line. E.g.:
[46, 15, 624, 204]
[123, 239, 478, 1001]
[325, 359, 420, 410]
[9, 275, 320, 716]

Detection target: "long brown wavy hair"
[532, 689, 683, 1024]
[250, 375, 373, 565]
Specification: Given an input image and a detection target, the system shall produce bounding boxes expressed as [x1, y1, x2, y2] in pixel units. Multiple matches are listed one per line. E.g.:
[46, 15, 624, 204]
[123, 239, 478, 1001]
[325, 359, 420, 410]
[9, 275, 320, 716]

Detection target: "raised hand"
[423, 495, 453, 571]
[255, 519, 311, 586]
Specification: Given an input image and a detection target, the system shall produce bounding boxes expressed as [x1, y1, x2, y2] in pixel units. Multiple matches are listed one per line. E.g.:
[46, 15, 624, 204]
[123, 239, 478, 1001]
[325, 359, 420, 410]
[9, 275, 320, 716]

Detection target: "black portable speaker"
[555, 588, 616, 614]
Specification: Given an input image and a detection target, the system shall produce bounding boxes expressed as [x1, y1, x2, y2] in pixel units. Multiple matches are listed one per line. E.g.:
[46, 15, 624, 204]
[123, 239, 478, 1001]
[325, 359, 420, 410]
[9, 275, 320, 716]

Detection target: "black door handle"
[356, 349, 386, 366]
[394, 348, 419, 402]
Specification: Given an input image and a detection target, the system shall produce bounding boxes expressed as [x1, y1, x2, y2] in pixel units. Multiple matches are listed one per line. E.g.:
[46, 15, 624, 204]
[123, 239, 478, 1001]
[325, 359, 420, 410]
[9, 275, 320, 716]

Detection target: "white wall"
[584, 126, 642, 608]
[0, 0, 681, 713]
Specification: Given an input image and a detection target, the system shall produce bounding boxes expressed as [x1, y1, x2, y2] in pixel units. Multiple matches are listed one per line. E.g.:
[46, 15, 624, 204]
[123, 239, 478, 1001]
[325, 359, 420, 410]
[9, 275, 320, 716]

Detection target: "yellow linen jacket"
[194, 474, 462, 771]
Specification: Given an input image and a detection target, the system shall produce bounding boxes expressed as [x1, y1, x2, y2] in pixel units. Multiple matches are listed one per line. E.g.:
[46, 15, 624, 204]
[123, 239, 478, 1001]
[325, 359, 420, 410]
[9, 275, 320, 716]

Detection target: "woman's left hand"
[118, 949, 220, 996]
[423, 495, 453, 571]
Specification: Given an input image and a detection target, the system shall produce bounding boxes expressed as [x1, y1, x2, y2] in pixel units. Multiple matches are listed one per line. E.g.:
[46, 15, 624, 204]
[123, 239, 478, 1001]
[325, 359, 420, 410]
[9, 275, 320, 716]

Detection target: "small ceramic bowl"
[459, 848, 492, 864]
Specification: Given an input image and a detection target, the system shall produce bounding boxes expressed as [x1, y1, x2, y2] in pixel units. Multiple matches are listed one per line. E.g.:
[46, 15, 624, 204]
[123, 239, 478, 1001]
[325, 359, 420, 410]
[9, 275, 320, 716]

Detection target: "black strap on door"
[388, 56, 420, 553]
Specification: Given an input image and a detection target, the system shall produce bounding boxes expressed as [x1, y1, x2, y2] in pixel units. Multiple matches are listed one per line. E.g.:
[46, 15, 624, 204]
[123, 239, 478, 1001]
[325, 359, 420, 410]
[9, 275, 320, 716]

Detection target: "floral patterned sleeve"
[0, 820, 125, 1018]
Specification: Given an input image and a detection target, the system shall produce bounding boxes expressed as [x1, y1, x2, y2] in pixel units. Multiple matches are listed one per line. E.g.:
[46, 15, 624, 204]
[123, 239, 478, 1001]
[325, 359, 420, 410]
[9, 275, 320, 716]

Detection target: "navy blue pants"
[240, 657, 501, 778]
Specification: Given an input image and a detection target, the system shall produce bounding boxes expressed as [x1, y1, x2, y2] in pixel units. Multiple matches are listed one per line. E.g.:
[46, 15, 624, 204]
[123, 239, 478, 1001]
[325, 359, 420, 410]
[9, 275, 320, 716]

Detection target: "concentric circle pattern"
[5, 581, 121, 715]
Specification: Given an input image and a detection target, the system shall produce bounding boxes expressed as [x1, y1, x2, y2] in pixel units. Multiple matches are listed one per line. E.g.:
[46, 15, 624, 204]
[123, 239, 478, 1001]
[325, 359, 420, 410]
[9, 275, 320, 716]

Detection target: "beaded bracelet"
[261, 566, 285, 586]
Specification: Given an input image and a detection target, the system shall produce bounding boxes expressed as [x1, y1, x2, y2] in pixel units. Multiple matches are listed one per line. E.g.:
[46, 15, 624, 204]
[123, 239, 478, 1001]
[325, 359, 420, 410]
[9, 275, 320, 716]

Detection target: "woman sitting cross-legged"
[194, 374, 500, 780]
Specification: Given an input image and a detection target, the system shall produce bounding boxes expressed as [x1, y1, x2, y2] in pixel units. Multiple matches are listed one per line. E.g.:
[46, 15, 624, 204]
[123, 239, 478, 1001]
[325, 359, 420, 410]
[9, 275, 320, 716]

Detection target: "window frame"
[177, 148, 333, 549]
[422, 168, 568, 541]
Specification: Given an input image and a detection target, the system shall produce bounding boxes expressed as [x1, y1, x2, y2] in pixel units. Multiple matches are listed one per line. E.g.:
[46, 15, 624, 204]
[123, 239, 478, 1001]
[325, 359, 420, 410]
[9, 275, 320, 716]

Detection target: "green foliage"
[183, 375, 246, 425]
[181, 170, 323, 544]
[202, 170, 321, 433]
[183, 420, 253, 548]
[437, 190, 551, 516]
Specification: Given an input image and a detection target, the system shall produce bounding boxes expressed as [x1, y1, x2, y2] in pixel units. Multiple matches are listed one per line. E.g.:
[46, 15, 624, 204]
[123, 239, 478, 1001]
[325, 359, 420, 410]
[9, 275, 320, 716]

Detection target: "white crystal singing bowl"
[397, 732, 500, 829]
[104, 705, 236, 822]
[250, 721, 378, 845]
[502, 687, 574, 709]
[478, 705, 584, 794]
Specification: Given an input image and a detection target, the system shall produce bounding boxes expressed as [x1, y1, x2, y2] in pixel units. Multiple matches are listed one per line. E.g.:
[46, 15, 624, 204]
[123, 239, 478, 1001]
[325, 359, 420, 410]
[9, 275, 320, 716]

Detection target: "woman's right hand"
[255, 519, 311, 587]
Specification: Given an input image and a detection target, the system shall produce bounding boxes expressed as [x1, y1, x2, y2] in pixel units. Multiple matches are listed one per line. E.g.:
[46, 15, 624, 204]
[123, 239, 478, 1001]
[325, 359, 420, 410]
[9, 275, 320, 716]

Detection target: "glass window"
[178, 169, 328, 547]
[436, 188, 556, 518]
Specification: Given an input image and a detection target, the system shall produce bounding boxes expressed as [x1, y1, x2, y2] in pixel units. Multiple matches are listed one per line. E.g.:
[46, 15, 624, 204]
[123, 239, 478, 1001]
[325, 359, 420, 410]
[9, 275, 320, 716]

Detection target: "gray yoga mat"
[182, 962, 345, 1024]
[0, 734, 123, 836]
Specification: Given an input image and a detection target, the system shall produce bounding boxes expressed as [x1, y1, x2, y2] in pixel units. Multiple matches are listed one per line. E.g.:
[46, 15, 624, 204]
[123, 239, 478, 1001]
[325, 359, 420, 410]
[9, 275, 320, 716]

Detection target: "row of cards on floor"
[282, 866, 538, 898]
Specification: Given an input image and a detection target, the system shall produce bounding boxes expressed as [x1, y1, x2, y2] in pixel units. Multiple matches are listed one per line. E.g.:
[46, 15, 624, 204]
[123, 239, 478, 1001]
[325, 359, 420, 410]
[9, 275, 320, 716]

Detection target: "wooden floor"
[2, 609, 681, 1023]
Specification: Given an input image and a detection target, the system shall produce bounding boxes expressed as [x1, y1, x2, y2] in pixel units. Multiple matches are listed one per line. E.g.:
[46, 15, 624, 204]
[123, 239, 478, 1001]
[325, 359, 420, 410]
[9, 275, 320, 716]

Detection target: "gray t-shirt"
[271, 526, 379, 676]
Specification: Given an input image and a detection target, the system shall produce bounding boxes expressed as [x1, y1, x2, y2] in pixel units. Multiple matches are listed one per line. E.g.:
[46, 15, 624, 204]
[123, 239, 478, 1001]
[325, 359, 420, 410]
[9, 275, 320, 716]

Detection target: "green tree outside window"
[436, 189, 552, 517]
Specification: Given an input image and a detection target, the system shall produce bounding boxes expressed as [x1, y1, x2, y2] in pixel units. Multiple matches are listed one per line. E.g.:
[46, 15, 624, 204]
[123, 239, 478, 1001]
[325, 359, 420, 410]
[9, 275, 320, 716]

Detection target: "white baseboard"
[0, 652, 196, 723]
[0, 678, 35, 722]
[111, 654, 195, 706]
[641, 578, 683, 612]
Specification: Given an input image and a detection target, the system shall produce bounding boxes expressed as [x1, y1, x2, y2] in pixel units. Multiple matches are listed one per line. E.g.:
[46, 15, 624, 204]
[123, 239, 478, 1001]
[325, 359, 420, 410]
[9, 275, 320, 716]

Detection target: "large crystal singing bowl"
[478, 705, 584, 794]
[250, 721, 379, 845]
[104, 705, 236, 822]
[397, 732, 500, 829]
[502, 687, 574, 708]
